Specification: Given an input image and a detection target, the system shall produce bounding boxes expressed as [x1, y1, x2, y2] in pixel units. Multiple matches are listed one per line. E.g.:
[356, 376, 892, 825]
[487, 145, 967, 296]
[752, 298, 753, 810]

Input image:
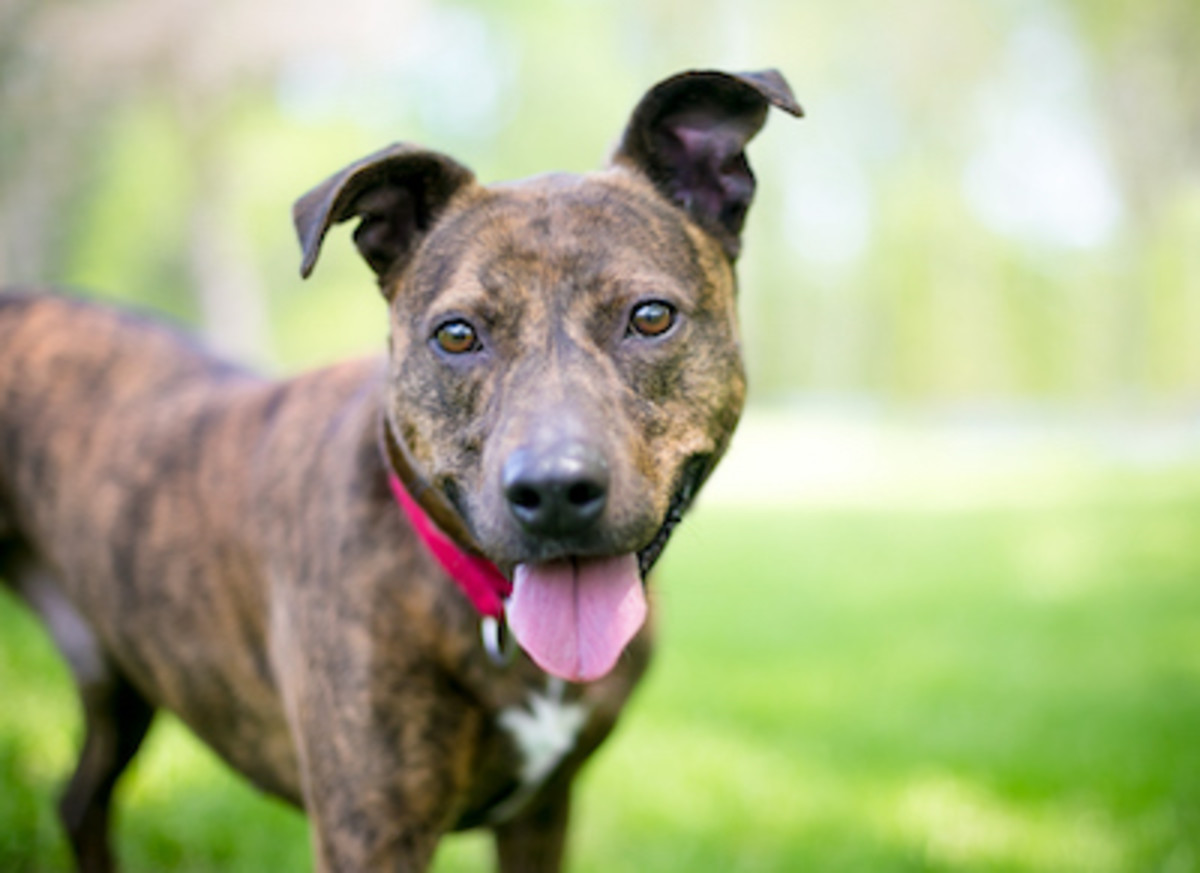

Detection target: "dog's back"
[0, 291, 379, 802]
[0, 293, 238, 538]
[0, 291, 257, 565]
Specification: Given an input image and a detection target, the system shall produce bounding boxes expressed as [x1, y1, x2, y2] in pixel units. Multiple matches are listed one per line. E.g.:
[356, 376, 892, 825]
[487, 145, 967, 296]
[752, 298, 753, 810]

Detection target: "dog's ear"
[294, 143, 475, 288]
[612, 69, 802, 259]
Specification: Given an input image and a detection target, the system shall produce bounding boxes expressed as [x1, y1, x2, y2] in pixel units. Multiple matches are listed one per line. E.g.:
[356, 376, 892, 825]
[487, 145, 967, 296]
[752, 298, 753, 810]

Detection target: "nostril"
[567, 481, 603, 507]
[508, 485, 542, 511]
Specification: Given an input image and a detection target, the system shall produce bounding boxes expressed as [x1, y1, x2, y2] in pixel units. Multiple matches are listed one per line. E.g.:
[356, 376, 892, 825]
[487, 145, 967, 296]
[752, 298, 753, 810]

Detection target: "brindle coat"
[0, 70, 800, 872]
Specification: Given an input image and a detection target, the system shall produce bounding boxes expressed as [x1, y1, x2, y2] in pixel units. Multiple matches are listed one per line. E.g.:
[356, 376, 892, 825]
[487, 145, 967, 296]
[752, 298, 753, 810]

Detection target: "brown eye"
[628, 301, 676, 338]
[433, 320, 480, 354]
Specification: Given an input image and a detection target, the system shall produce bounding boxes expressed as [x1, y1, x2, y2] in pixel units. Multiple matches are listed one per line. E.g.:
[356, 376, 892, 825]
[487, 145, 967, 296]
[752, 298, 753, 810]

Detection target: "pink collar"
[386, 471, 512, 619]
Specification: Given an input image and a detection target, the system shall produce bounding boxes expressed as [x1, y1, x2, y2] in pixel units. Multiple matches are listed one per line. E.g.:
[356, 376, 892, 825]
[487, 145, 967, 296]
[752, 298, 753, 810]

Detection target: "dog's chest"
[489, 676, 590, 821]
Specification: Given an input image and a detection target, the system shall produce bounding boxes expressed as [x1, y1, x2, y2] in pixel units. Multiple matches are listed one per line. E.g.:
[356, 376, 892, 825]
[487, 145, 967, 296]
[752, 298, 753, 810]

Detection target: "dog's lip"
[473, 510, 660, 577]
[494, 541, 651, 580]
[635, 453, 712, 577]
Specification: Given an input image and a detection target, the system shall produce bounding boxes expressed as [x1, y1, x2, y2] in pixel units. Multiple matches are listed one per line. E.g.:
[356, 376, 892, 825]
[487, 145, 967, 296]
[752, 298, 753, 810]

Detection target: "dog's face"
[295, 70, 801, 680]
[383, 170, 743, 570]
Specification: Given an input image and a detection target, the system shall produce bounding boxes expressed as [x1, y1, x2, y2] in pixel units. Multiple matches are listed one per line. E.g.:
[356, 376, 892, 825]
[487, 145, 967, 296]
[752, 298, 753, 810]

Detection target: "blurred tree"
[1066, 0, 1200, 400]
[0, 0, 105, 285]
[1, 0, 1197, 408]
[0, 0, 430, 363]
[1067, 0, 1200, 212]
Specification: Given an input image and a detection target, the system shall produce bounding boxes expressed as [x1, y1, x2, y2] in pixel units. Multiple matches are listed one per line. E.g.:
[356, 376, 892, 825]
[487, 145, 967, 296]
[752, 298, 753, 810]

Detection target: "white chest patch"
[492, 677, 590, 821]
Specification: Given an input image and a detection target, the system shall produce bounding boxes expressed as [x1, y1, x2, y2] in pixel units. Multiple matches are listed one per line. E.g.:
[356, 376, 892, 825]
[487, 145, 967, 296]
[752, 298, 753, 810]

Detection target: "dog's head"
[295, 70, 801, 681]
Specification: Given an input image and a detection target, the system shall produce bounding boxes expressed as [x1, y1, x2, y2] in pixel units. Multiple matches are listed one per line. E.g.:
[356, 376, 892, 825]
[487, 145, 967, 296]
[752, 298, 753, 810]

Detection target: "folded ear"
[293, 143, 475, 289]
[612, 69, 802, 259]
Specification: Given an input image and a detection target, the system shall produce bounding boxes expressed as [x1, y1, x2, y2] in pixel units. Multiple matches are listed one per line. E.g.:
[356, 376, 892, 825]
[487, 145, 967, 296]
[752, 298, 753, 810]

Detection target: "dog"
[0, 68, 800, 872]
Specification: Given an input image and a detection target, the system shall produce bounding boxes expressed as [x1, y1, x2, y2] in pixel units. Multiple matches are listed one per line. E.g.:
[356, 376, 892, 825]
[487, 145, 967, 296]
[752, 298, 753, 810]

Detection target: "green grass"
[2, 467, 1199, 872]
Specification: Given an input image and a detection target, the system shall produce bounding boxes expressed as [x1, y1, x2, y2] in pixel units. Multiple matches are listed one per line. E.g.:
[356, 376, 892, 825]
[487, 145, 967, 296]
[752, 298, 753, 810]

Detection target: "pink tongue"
[507, 554, 646, 683]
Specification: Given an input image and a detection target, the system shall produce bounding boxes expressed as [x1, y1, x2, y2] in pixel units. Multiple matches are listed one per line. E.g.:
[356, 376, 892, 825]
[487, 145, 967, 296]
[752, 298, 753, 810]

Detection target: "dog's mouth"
[382, 414, 713, 682]
[634, 453, 712, 577]
[503, 454, 712, 683]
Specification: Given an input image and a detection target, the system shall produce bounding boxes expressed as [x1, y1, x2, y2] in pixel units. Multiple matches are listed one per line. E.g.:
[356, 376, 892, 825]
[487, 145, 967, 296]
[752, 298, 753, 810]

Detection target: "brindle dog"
[0, 69, 800, 872]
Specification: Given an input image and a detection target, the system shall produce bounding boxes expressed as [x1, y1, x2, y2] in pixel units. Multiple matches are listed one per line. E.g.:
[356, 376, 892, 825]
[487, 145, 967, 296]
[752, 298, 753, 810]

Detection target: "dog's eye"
[628, 301, 676, 338]
[433, 320, 481, 355]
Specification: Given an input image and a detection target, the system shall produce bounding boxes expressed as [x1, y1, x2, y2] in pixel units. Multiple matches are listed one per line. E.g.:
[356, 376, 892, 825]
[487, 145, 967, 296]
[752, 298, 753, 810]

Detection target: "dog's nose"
[502, 442, 609, 537]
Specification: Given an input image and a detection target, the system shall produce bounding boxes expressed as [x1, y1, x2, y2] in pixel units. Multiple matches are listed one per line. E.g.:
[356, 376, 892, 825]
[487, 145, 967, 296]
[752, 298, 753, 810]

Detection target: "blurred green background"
[2, 0, 1199, 870]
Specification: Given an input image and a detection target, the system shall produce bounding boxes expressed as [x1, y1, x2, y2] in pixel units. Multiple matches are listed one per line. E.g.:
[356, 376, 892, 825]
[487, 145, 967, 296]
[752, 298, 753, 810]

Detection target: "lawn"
[1, 465, 1198, 872]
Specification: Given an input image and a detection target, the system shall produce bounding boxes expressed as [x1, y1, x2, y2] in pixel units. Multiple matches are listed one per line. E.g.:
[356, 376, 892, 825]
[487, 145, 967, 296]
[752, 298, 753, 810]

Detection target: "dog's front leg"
[287, 668, 477, 873]
[492, 780, 572, 873]
[273, 613, 476, 873]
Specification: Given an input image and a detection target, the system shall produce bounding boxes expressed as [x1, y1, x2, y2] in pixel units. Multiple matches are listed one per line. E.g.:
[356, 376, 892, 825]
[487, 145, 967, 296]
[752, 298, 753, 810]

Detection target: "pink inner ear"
[660, 122, 756, 233]
[666, 118, 750, 165]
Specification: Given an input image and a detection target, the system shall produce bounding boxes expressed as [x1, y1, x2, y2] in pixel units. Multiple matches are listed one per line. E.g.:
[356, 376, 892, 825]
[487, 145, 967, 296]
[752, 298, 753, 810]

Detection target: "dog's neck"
[378, 414, 512, 619]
